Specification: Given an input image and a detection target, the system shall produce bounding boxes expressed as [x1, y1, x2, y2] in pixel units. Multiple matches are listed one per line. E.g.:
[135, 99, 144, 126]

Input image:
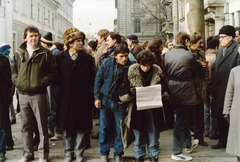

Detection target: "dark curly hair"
[148, 37, 163, 53]
[114, 41, 129, 56]
[137, 50, 155, 65]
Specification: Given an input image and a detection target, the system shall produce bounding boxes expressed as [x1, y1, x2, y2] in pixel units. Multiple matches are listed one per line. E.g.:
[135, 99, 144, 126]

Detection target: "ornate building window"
[134, 19, 141, 33]
[133, 0, 140, 12]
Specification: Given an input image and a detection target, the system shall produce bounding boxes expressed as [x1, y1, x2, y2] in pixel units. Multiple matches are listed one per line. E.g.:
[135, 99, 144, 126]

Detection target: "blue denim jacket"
[94, 57, 134, 102]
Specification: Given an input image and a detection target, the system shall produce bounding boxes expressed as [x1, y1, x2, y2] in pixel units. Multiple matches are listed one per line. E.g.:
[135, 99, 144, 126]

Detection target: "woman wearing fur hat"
[119, 50, 163, 162]
[55, 27, 95, 162]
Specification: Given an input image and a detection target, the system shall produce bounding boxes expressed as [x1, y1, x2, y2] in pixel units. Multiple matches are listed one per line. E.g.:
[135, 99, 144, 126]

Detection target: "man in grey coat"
[211, 25, 240, 149]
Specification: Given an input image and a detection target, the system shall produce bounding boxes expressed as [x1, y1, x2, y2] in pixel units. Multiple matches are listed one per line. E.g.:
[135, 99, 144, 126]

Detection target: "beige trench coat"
[223, 66, 240, 156]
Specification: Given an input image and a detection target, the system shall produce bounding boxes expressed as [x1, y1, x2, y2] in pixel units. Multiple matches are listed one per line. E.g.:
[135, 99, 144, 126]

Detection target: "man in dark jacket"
[189, 33, 209, 146]
[55, 27, 95, 162]
[0, 53, 12, 162]
[164, 32, 203, 161]
[211, 25, 240, 149]
[127, 34, 143, 58]
[94, 42, 134, 162]
[11, 25, 58, 162]
[98, 32, 122, 65]
[40, 32, 62, 141]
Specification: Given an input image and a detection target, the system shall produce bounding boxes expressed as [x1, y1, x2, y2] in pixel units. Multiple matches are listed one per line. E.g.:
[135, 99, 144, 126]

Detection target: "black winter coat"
[0, 54, 12, 129]
[211, 41, 240, 118]
[131, 44, 143, 59]
[56, 50, 95, 131]
[164, 45, 203, 105]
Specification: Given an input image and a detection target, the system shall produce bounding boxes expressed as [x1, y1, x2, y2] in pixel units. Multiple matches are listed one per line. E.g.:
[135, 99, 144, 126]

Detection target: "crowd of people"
[0, 24, 240, 162]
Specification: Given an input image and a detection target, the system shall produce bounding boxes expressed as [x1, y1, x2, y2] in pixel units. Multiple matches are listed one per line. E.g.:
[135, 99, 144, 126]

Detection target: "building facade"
[0, 0, 75, 56]
[172, 0, 240, 39]
[115, 0, 173, 43]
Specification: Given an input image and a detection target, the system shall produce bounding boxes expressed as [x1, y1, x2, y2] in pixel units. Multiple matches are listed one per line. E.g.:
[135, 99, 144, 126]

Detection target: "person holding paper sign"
[119, 50, 163, 162]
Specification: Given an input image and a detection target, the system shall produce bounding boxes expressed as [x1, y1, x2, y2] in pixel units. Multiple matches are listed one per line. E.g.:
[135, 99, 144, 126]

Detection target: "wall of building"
[0, 0, 75, 57]
[116, 0, 166, 43]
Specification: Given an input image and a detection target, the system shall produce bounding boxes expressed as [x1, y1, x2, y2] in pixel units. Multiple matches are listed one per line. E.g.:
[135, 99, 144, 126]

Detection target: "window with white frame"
[134, 19, 141, 33]
[133, 0, 140, 12]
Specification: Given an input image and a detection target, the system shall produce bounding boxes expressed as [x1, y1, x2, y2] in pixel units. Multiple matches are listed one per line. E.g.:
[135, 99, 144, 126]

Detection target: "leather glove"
[223, 114, 230, 123]
[130, 87, 136, 96]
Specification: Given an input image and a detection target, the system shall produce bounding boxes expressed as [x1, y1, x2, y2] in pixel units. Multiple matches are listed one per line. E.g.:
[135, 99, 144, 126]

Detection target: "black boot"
[150, 157, 158, 162]
[211, 142, 226, 149]
[135, 158, 144, 162]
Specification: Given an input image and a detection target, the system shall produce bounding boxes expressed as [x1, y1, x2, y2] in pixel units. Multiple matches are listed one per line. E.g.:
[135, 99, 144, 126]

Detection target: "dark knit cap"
[219, 25, 235, 38]
[127, 34, 138, 40]
[0, 44, 11, 53]
[41, 32, 53, 44]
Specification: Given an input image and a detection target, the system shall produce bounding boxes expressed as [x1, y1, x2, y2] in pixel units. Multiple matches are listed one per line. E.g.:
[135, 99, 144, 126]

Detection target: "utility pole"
[186, 0, 205, 44]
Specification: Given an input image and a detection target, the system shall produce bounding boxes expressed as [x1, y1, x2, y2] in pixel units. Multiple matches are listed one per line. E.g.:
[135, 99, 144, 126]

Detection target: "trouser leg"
[204, 102, 210, 136]
[99, 100, 113, 156]
[33, 117, 40, 146]
[133, 128, 147, 159]
[218, 118, 229, 145]
[29, 94, 49, 159]
[172, 105, 191, 155]
[4, 103, 14, 147]
[19, 94, 34, 159]
[0, 128, 6, 155]
[0, 103, 6, 155]
[209, 96, 218, 137]
[146, 110, 160, 159]
[63, 130, 74, 157]
[74, 130, 86, 157]
[193, 103, 204, 141]
[9, 103, 16, 121]
[112, 102, 125, 157]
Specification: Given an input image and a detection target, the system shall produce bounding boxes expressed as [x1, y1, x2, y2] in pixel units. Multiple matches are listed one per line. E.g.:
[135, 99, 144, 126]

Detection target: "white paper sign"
[136, 84, 163, 111]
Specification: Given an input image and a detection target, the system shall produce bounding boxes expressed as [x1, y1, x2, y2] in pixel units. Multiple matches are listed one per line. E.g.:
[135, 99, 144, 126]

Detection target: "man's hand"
[223, 114, 230, 123]
[95, 100, 101, 109]
[102, 46, 109, 54]
[130, 87, 136, 96]
[201, 62, 206, 68]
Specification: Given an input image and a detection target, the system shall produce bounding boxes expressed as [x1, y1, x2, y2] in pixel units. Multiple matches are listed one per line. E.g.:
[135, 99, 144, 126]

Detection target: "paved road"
[6, 116, 236, 162]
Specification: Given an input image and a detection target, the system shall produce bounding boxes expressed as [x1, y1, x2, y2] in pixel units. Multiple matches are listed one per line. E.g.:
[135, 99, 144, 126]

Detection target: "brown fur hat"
[63, 27, 83, 45]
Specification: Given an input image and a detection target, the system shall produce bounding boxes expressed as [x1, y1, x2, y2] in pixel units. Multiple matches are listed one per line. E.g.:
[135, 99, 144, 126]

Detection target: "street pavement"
[6, 117, 237, 162]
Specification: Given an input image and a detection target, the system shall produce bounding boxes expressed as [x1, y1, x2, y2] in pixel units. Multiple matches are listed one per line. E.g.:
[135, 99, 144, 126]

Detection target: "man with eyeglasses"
[211, 25, 240, 149]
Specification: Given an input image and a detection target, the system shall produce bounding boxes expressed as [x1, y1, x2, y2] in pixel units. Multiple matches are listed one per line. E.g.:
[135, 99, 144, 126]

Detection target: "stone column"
[205, 22, 209, 50]
[213, 16, 224, 35]
[186, 0, 205, 42]
[0, 1, 5, 44]
[4, 0, 13, 48]
[235, 11, 240, 27]
[172, 0, 179, 41]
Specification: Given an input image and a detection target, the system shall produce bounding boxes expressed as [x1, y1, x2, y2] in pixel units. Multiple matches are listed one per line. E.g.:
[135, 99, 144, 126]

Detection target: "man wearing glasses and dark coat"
[211, 25, 240, 149]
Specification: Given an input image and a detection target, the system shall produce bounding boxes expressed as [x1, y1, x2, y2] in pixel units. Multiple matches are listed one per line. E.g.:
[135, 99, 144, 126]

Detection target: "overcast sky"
[73, 0, 117, 36]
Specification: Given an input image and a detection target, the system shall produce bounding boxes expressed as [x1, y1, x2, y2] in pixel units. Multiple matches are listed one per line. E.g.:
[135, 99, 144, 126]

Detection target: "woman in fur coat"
[119, 50, 163, 162]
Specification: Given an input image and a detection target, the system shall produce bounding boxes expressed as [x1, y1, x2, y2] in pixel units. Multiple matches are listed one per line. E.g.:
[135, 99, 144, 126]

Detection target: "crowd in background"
[0, 25, 240, 162]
